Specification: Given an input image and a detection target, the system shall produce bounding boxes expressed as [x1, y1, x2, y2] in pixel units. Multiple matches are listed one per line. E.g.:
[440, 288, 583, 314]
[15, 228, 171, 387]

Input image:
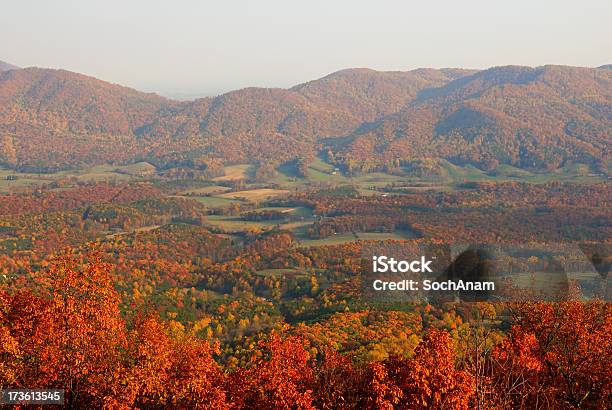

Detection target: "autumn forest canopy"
[0, 59, 610, 408]
[0, 63, 609, 175]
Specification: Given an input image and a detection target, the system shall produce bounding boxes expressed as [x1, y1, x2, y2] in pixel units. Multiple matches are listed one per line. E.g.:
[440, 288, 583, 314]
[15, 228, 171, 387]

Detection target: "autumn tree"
[385, 329, 474, 409]
[492, 301, 612, 408]
[227, 334, 315, 409]
[0, 250, 126, 407]
[113, 314, 227, 409]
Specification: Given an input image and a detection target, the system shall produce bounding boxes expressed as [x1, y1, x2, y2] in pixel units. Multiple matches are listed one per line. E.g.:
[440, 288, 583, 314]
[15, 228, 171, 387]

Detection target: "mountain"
[0, 68, 177, 171]
[0, 64, 609, 174]
[335, 65, 611, 172]
[0, 60, 18, 72]
[138, 68, 475, 167]
[290, 67, 476, 123]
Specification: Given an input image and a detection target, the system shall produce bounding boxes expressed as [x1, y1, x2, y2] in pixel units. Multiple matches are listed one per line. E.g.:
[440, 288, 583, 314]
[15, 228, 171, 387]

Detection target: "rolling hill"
[0, 63, 609, 174]
[138, 68, 476, 168]
[335, 65, 611, 173]
[0, 67, 177, 171]
[0, 60, 19, 72]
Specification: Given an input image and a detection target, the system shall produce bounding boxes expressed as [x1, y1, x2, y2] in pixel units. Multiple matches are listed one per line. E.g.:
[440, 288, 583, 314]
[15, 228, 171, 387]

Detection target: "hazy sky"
[2, 0, 611, 98]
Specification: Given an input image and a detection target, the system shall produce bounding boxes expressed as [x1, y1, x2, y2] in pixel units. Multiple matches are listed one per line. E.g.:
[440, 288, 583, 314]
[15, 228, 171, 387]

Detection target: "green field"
[203, 212, 314, 233]
[180, 185, 232, 196]
[270, 157, 607, 195]
[219, 188, 289, 202]
[198, 204, 314, 234]
[252, 206, 313, 218]
[295, 230, 417, 247]
[203, 215, 279, 232]
[437, 160, 606, 184]
[0, 164, 134, 192]
[114, 162, 156, 176]
[355, 230, 419, 241]
[0, 156, 605, 197]
[212, 164, 255, 181]
[189, 196, 243, 208]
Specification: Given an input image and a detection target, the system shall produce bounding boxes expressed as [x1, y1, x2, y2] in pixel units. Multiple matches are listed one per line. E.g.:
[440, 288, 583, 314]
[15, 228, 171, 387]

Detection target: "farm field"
[1, 156, 604, 195]
[203, 214, 313, 234]
[187, 195, 243, 208]
[1, 43, 611, 409]
[269, 157, 607, 194]
[0, 165, 133, 192]
[180, 185, 232, 196]
[212, 164, 255, 181]
[218, 188, 289, 202]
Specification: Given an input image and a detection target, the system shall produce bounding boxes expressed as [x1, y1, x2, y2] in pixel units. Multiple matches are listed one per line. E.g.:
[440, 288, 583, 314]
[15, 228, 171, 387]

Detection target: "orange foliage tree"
[492, 301, 612, 408]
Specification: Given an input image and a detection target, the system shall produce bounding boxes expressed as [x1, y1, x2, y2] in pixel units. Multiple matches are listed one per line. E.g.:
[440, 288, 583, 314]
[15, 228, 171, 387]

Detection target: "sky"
[2, 0, 611, 98]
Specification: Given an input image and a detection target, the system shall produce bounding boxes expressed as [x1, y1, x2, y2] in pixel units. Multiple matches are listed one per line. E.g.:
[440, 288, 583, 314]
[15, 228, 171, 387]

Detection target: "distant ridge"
[339, 65, 611, 172]
[0, 60, 19, 72]
[0, 64, 609, 174]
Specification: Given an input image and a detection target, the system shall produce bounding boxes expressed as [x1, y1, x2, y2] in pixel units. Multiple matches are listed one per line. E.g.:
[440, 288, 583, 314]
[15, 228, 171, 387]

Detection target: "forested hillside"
[339, 65, 611, 173]
[0, 60, 19, 72]
[1, 64, 608, 174]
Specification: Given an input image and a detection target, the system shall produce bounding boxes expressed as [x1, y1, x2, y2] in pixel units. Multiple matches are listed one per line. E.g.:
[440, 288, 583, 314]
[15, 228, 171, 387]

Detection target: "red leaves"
[0, 250, 228, 408]
[383, 329, 474, 409]
[0, 251, 125, 405]
[491, 301, 612, 408]
[1, 250, 611, 409]
[0, 182, 161, 216]
[228, 334, 316, 409]
[121, 315, 228, 409]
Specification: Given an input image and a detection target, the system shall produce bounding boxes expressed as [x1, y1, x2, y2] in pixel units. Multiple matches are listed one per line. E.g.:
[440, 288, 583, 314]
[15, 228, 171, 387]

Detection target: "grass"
[287, 206, 313, 218]
[272, 162, 304, 187]
[203, 212, 313, 233]
[436, 160, 606, 185]
[271, 156, 607, 194]
[438, 161, 490, 182]
[0, 164, 133, 192]
[212, 164, 255, 181]
[0, 155, 604, 196]
[500, 271, 601, 300]
[305, 157, 350, 184]
[218, 188, 289, 202]
[181, 185, 232, 195]
[295, 229, 420, 247]
[72, 165, 134, 182]
[114, 162, 156, 175]
[203, 215, 281, 232]
[297, 233, 359, 247]
[357, 188, 381, 196]
[189, 196, 243, 208]
[547, 162, 607, 183]
[355, 230, 419, 240]
[273, 157, 408, 191]
[0, 170, 48, 191]
[491, 164, 536, 179]
[253, 206, 313, 218]
[200, 204, 314, 233]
